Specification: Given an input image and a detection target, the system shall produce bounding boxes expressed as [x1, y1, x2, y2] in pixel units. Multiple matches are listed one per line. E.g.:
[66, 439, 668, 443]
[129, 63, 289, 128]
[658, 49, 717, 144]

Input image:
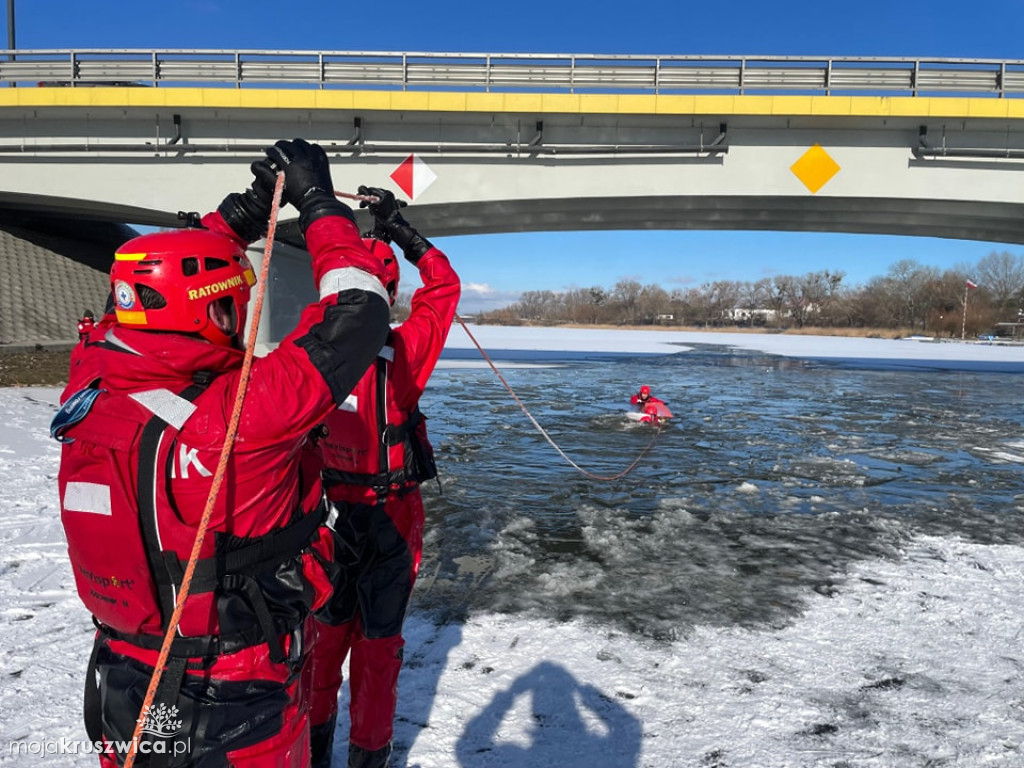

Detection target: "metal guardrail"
[0, 50, 1023, 97]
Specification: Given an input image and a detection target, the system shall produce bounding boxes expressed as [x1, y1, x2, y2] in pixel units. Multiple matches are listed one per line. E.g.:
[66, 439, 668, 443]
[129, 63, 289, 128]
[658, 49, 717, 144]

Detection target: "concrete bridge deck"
[1, 50, 1022, 344]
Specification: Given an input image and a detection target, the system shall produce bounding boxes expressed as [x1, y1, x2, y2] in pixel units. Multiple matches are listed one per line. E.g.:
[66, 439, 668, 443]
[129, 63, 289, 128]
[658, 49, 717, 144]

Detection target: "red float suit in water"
[631, 385, 667, 423]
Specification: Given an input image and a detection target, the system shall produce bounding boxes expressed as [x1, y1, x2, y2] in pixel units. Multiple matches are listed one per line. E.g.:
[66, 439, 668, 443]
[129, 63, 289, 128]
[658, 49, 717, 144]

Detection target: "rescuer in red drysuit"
[630, 384, 667, 424]
[77, 309, 96, 341]
[52, 138, 393, 768]
[308, 186, 460, 768]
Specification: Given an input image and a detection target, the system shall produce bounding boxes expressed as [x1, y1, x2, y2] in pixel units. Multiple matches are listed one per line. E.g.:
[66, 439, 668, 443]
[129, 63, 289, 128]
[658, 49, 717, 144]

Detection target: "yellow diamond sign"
[790, 144, 840, 194]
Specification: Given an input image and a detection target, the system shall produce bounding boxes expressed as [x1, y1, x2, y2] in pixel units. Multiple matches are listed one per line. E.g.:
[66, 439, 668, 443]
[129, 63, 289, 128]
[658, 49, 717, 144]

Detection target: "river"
[414, 339, 1024, 641]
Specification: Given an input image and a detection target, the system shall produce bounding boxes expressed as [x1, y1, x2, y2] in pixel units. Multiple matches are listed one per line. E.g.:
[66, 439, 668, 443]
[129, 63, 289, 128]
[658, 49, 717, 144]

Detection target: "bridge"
[1, 50, 1023, 343]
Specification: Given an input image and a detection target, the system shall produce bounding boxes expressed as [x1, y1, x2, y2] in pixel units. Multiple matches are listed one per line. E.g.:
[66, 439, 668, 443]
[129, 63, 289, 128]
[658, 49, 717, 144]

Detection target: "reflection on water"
[416, 344, 1024, 640]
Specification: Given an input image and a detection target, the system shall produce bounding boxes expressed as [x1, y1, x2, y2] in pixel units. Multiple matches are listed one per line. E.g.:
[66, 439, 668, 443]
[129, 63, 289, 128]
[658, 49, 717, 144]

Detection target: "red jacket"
[319, 245, 460, 503]
[56, 211, 392, 647]
[630, 393, 665, 408]
[76, 316, 95, 340]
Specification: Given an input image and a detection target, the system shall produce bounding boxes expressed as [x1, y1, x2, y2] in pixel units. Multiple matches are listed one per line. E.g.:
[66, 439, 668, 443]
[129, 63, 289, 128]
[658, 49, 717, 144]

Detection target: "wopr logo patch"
[114, 280, 137, 310]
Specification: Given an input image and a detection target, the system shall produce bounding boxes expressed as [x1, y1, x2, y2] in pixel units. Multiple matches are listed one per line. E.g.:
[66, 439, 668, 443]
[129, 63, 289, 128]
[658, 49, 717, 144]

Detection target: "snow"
[2, 330, 1024, 767]
[444, 325, 1024, 372]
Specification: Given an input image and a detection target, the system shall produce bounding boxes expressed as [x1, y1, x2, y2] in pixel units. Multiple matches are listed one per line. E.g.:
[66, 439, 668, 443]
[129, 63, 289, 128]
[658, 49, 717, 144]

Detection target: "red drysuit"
[55, 210, 391, 767]
[630, 389, 668, 424]
[309, 244, 460, 766]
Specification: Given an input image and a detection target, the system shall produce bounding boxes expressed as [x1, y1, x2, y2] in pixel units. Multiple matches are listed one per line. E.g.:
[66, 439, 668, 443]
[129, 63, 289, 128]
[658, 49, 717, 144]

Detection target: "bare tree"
[610, 279, 643, 324]
[562, 287, 606, 324]
[974, 251, 1024, 312]
[705, 280, 742, 325]
[882, 260, 940, 330]
[517, 290, 561, 322]
[637, 284, 671, 324]
[768, 275, 797, 326]
[469, 251, 1015, 333]
[742, 279, 773, 310]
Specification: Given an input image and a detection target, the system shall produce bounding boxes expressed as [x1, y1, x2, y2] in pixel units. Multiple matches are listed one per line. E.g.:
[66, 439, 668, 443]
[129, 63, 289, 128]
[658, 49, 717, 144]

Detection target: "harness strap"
[115, 578, 291, 666]
[321, 467, 407, 491]
[374, 352, 390, 498]
[137, 380, 212, 627]
[149, 656, 188, 768]
[158, 503, 327, 592]
[137, 413, 178, 626]
[96, 616, 273, 658]
[223, 574, 287, 663]
[382, 406, 421, 446]
[83, 635, 103, 744]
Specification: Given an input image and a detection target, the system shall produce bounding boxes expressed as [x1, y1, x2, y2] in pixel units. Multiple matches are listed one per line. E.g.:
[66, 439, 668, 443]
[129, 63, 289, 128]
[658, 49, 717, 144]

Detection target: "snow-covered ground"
[444, 325, 1024, 372]
[2, 330, 1024, 767]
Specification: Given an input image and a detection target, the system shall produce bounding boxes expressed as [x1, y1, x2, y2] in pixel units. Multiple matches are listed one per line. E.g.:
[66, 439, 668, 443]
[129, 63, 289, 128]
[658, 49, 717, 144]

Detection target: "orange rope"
[454, 315, 662, 481]
[334, 190, 379, 203]
[123, 172, 285, 768]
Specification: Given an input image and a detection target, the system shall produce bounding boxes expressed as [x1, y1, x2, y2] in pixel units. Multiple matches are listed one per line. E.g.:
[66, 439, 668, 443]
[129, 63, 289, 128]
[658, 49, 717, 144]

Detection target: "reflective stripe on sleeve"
[319, 267, 389, 305]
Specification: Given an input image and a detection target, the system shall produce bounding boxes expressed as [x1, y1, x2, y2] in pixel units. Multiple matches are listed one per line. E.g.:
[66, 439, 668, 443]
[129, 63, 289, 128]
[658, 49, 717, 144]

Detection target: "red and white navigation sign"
[389, 154, 437, 201]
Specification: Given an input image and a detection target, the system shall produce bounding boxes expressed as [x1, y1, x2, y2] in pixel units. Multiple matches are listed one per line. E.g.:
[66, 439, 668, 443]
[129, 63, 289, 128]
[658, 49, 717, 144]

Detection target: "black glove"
[357, 186, 403, 244]
[216, 158, 279, 242]
[358, 185, 433, 264]
[265, 138, 353, 233]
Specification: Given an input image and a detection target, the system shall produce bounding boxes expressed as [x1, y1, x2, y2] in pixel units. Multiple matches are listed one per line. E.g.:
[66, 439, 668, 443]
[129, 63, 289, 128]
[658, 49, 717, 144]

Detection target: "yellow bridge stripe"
[1, 88, 1023, 120]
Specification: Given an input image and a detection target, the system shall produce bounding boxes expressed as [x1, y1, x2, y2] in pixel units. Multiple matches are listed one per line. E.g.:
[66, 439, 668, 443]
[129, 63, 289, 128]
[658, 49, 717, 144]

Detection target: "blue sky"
[5, 0, 1023, 312]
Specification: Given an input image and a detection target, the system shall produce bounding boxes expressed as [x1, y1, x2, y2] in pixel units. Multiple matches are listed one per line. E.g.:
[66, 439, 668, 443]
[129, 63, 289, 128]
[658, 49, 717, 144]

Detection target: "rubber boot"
[348, 741, 392, 768]
[310, 714, 337, 768]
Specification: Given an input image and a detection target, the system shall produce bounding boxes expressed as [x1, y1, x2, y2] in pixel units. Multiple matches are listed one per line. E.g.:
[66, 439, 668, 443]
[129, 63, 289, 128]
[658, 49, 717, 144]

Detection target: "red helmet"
[640, 385, 651, 397]
[111, 229, 256, 347]
[363, 238, 399, 306]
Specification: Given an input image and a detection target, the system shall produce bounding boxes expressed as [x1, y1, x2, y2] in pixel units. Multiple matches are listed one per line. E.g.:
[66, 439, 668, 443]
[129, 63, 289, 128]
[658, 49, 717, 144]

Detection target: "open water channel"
[414, 341, 1024, 640]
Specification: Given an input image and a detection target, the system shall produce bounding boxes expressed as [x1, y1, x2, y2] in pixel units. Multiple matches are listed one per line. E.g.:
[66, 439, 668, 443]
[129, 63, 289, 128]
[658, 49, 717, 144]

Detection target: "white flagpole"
[961, 282, 969, 340]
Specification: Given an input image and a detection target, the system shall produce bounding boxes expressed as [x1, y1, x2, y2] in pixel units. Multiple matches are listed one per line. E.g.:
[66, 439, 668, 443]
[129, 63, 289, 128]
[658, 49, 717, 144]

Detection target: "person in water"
[630, 385, 667, 424]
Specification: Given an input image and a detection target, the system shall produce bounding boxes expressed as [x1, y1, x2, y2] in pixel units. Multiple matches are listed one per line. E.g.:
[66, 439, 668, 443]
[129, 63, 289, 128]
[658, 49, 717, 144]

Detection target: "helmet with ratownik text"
[110, 229, 256, 347]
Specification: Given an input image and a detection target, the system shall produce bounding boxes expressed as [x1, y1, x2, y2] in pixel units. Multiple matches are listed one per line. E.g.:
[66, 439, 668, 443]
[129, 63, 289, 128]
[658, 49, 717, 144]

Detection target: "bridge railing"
[0, 50, 1022, 97]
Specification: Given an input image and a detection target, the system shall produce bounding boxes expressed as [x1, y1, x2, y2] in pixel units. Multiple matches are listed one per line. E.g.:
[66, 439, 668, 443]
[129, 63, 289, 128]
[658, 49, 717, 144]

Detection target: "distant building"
[994, 322, 1024, 338]
[725, 308, 781, 324]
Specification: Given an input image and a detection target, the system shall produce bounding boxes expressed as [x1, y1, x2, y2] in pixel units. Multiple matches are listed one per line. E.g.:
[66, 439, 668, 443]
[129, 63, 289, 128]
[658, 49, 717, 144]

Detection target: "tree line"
[463, 251, 1024, 337]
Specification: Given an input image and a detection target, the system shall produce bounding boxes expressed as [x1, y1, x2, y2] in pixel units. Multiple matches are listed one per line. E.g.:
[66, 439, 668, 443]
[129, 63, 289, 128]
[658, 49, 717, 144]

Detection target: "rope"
[454, 315, 663, 481]
[123, 172, 286, 768]
[332, 191, 663, 480]
[335, 190, 379, 203]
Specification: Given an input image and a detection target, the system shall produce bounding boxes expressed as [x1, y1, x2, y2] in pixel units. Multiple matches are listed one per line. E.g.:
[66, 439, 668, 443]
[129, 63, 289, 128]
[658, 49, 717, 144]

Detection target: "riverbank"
[3, 323, 1020, 387]
[0, 347, 72, 387]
